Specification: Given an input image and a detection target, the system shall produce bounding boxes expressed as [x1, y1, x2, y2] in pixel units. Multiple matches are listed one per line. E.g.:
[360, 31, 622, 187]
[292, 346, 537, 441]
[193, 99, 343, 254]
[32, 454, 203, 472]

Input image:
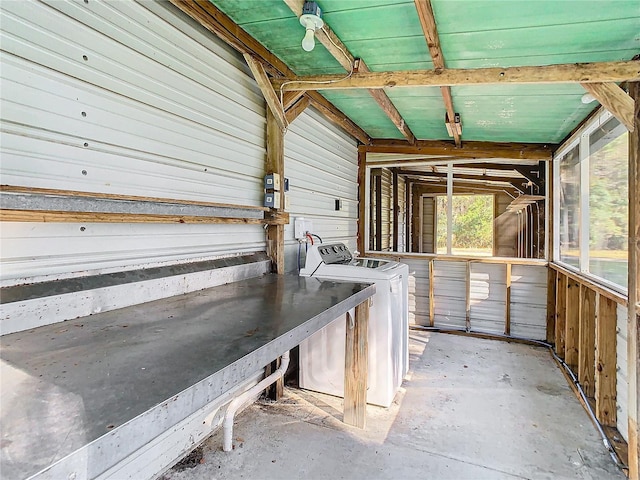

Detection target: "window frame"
[553, 107, 628, 294]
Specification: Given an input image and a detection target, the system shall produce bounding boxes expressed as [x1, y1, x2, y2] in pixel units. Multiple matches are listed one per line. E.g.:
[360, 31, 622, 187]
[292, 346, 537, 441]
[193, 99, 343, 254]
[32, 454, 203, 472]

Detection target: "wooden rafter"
[399, 170, 527, 184]
[285, 95, 311, 124]
[273, 60, 640, 91]
[168, 0, 370, 144]
[414, 0, 461, 147]
[581, 82, 635, 132]
[243, 54, 287, 131]
[282, 91, 305, 110]
[362, 139, 554, 160]
[399, 171, 525, 193]
[283, 0, 416, 143]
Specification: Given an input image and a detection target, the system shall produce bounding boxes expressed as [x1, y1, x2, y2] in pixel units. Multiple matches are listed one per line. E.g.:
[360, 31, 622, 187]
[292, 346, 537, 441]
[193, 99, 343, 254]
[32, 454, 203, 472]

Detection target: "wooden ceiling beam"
[169, 0, 370, 144]
[581, 82, 635, 132]
[283, 0, 416, 143]
[285, 95, 311, 124]
[282, 91, 305, 110]
[414, 0, 461, 146]
[273, 60, 640, 91]
[398, 170, 527, 185]
[244, 54, 288, 131]
[307, 92, 371, 144]
[403, 177, 519, 194]
[362, 139, 554, 160]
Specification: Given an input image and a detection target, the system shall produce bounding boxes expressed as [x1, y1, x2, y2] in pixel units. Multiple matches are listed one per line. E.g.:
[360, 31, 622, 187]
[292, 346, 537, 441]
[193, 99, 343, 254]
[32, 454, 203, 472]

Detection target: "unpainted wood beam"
[285, 95, 311, 124]
[362, 139, 554, 160]
[627, 81, 639, 480]
[596, 295, 618, 426]
[169, 0, 370, 144]
[344, 301, 369, 428]
[413, 0, 461, 145]
[565, 278, 581, 372]
[578, 285, 596, 397]
[282, 91, 305, 110]
[244, 54, 287, 131]
[273, 60, 640, 91]
[283, 0, 416, 143]
[398, 170, 527, 185]
[581, 82, 635, 132]
[555, 273, 568, 359]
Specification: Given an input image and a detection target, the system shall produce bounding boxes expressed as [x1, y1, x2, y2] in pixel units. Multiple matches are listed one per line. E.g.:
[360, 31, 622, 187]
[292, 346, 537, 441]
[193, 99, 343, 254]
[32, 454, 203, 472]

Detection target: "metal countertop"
[0, 274, 375, 479]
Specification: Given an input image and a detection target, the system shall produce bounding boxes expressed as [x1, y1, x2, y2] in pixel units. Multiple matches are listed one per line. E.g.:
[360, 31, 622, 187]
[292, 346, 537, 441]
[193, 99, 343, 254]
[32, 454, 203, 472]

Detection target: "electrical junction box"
[294, 217, 313, 240]
[264, 192, 280, 209]
[264, 173, 281, 191]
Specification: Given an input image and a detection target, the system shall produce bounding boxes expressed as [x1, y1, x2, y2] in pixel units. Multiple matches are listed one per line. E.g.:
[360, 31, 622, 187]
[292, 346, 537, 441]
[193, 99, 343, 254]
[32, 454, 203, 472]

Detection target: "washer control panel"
[317, 243, 352, 265]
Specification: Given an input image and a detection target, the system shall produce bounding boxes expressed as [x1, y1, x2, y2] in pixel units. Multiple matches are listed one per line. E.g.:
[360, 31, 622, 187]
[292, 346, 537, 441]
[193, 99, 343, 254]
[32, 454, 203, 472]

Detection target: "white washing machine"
[299, 243, 408, 407]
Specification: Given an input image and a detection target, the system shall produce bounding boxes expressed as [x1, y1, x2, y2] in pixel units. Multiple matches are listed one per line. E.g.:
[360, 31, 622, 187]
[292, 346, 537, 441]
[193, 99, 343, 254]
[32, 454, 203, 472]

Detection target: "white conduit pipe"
[223, 351, 290, 452]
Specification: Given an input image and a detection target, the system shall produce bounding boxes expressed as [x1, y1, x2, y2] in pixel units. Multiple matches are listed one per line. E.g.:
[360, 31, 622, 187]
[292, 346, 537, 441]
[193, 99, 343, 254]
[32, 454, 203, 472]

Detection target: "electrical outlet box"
[264, 192, 281, 209]
[264, 173, 281, 191]
[284, 177, 290, 192]
[294, 217, 313, 240]
[284, 194, 291, 210]
[335, 199, 342, 211]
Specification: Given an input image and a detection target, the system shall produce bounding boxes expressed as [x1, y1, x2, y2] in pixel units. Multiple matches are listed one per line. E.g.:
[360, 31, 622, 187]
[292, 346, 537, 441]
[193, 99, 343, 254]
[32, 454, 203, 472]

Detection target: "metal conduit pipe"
[409, 325, 626, 471]
[222, 351, 290, 452]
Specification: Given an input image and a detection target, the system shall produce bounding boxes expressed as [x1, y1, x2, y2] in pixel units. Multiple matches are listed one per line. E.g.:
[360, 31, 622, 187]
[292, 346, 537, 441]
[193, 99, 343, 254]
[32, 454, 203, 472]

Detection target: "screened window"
[588, 118, 628, 288]
[554, 113, 629, 291]
[559, 146, 580, 268]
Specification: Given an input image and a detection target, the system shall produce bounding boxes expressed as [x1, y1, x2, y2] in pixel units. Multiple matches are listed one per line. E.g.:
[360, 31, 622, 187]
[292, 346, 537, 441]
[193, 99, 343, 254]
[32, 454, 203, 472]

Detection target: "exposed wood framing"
[244, 53, 287, 131]
[273, 60, 640, 91]
[357, 150, 367, 253]
[550, 262, 628, 306]
[169, 0, 370, 144]
[0, 209, 289, 225]
[429, 259, 435, 326]
[505, 263, 512, 336]
[405, 178, 518, 195]
[581, 82, 635, 132]
[392, 169, 399, 251]
[344, 301, 369, 428]
[413, 0, 461, 146]
[282, 91, 305, 110]
[0, 185, 269, 211]
[283, 0, 416, 143]
[399, 169, 527, 187]
[306, 92, 371, 144]
[628, 81, 639, 480]
[578, 285, 596, 397]
[285, 95, 311, 124]
[565, 278, 581, 371]
[596, 295, 618, 427]
[465, 261, 471, 331]
[555, 273, 567, 358]
[266, 109, 286, 275]
[546, 268, 557, 344]
[362, 139, 553, 160]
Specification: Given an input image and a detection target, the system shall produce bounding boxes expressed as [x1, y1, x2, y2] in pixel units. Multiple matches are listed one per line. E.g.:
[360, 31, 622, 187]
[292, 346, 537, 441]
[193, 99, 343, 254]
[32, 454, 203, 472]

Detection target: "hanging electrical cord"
[409, 325, 627, 472]
[279, 24, 354, 107]
[305, 232, 314, 245]
[297, 241, 302, 273]
[310, 233, 323, 244]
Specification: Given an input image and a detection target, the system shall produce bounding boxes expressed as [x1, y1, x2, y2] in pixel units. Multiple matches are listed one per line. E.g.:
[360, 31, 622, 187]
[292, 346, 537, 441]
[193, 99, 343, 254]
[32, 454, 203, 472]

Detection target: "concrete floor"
[161, 331, 624, 480]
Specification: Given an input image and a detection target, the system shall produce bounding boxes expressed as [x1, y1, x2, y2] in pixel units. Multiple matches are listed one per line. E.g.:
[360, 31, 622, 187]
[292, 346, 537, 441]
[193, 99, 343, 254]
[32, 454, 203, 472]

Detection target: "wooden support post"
[627, 80, 639, 480]
[357, 150, 366, 254]
[546, 267, 557, 344]
[596, 295, 618, 426]
[578, 285, 596, 397]
[465, 261, 471, 332]
[344, 300, 369, 428]
[392, 169, 399, 252]
[374, 174, 382, 250]
[265, 109, 285, 275]
[265, 109, 285, 400]
[429, 259, 435, 327]
[505, 263, 512, 336]
[555, 273, 567, 358]
[565, 278, 581, 372]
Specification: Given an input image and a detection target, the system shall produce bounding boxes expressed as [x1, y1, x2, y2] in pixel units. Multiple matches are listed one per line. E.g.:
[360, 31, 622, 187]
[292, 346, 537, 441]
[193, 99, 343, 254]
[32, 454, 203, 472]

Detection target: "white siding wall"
[0, 0, 266, 285]
[470, 263, 507, 335]
[510, 265, 547, 340]
[433, 260, 467, 329]
[616, 303, 629, 442]
[284, 107, 358, 273]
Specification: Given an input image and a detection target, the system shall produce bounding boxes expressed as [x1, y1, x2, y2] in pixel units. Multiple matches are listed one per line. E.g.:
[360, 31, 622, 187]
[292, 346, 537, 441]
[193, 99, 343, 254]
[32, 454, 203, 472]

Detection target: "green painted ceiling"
[210, 0, 640, 144]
